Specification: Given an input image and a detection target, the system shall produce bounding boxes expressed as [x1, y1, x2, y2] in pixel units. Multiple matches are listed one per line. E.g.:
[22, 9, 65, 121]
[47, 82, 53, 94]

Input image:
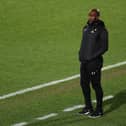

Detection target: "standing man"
[78, 8, 108, 118]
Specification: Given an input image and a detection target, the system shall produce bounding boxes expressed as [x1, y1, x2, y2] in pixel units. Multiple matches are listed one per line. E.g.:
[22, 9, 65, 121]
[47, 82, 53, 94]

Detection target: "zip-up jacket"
[79, 19, 108, 62]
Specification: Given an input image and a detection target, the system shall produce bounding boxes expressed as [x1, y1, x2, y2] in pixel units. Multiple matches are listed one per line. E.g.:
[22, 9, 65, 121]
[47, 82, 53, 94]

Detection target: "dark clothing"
[79, 20, 108, 62]
[80, 56, 103, 110]
[79, 20, 109, 111]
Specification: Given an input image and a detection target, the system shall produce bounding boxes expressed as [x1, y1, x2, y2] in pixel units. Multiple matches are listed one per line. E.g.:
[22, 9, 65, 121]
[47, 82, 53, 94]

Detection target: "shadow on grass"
[104, 89, 126, 114]
[28, 89, 126, 126]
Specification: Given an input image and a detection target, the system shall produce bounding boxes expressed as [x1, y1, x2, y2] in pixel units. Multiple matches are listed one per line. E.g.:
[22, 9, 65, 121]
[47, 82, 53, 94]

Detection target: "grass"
[0, 0, 126, 125]
[0, 0, 126, 95]
[0, 65, 126, 126]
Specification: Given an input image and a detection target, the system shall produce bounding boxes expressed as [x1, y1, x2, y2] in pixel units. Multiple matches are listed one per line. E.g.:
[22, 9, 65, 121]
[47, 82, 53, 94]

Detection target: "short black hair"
[90, 8, 100, 17]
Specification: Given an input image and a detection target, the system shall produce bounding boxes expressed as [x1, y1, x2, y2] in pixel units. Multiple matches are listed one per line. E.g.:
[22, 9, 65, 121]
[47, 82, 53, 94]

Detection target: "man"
[78, 8, 108, 118]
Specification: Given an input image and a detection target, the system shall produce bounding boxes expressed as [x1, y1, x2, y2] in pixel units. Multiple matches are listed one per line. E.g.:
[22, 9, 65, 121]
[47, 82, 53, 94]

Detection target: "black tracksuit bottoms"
[80, 56, 103, 111]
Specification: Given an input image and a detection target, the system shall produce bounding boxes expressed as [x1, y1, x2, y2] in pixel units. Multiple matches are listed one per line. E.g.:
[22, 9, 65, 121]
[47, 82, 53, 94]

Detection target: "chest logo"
[90, 28, 97, 34]
[84, 28, 87, 32]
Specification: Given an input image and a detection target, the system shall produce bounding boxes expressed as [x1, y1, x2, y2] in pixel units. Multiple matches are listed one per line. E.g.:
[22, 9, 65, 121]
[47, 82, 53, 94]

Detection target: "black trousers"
[80, 56, 103, 111]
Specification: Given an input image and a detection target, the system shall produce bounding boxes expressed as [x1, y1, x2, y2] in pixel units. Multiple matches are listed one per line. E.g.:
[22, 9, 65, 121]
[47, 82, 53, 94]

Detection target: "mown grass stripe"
[12, 95, 114, 126]
[0, 61, 126, 100]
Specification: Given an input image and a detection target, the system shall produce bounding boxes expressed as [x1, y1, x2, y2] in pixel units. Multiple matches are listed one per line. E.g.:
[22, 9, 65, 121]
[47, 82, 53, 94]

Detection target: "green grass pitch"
[0, 0, 126, 125]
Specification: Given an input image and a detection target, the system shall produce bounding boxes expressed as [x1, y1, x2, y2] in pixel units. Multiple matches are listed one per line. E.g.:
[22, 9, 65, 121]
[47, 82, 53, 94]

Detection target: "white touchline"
[11, 95, 114, 126]
[35, 113, 58, 121]
[0, 61, 126, 100]
[92, 95, 114, 103]
[63, 105, 85, 112]
[63, 95, 114, 112]
[11, 113, 58, 126]
[11, 122, 28, 126]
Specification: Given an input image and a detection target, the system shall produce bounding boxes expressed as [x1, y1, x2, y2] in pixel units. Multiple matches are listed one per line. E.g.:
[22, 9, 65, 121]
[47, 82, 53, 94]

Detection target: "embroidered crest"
[91, 30, 95, 33]
[90, 28, 97, 34]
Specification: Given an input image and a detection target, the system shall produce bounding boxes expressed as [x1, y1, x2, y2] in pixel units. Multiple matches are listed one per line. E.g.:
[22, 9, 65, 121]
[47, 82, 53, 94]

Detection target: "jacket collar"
[87, 19, 105, 27]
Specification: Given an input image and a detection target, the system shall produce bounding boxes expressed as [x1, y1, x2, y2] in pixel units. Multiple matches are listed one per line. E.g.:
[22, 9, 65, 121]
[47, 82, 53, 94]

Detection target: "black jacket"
[79, 19, 108, 62]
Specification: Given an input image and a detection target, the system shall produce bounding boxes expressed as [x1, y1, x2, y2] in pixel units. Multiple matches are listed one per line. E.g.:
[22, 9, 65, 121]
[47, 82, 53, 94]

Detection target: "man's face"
[88, 11, 99, 23]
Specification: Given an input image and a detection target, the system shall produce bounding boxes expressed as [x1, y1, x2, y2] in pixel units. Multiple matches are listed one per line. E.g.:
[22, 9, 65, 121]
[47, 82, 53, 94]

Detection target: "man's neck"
[88, 19, 99, 25]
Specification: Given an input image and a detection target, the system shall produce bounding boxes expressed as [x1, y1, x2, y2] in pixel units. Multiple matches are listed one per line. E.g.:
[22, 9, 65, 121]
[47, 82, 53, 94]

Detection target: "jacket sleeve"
[100, 28, 109, 54]
[78, 26, 86, 58]
[91, 28, 109, 59]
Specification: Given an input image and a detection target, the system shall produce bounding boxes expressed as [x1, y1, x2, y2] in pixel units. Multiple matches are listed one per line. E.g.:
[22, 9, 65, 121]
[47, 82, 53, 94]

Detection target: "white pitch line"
[12, 95, 113, 126]
[0, 61, 126, 100]
[63, 95, 114, 112]
[35, 113, 58, 121]
[12, 113, 58, 126]
[11, 122, 28, 126]
[92, 95, 114, 103]
[63, 105, 85, 112]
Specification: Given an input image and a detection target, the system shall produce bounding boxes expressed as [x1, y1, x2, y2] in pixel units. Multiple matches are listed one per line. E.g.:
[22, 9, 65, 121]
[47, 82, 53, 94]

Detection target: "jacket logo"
[84, 28, 87, 31]
[90, 28, 97, 34]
